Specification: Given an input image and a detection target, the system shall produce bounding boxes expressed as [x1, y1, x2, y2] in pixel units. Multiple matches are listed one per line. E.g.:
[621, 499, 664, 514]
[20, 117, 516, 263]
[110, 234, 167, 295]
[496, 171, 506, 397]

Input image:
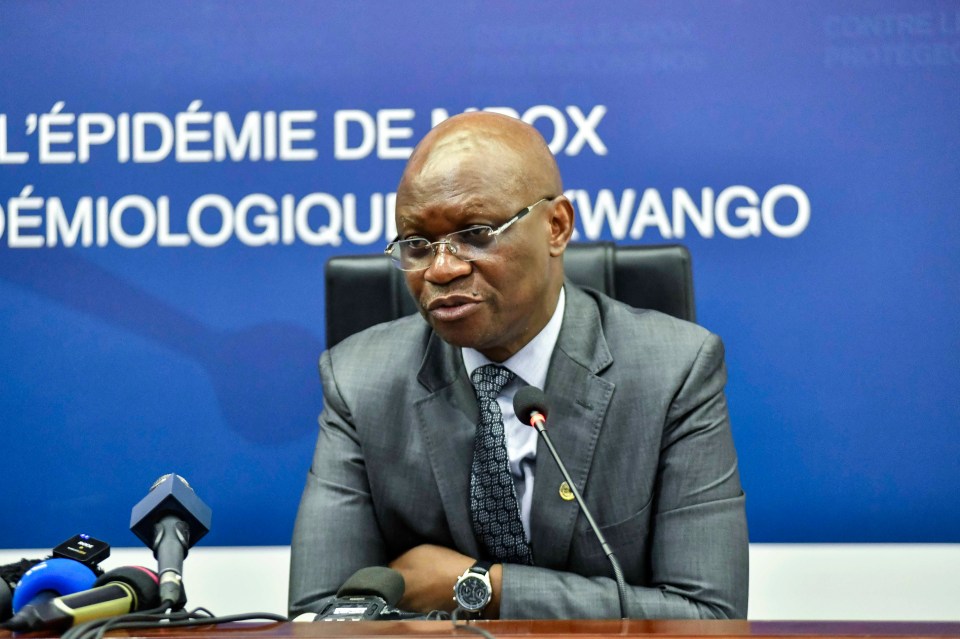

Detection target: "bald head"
[392, 111, 574, 361]
[398, 112, 562, 207]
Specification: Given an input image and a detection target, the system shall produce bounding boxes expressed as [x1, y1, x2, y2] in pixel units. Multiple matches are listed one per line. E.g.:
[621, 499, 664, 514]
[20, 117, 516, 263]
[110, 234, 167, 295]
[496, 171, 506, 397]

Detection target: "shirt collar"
[462, 286, 565, 389]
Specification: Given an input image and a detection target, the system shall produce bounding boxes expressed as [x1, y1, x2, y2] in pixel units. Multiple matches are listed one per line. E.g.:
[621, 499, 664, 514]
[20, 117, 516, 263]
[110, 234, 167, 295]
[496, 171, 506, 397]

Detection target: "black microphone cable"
[61, 605, 288, 639]
[450, 606, 497, 639]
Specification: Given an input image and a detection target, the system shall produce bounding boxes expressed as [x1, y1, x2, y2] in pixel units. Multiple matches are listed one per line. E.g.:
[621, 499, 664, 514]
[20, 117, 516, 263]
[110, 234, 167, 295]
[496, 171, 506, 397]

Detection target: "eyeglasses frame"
[384, 196, 555, 272]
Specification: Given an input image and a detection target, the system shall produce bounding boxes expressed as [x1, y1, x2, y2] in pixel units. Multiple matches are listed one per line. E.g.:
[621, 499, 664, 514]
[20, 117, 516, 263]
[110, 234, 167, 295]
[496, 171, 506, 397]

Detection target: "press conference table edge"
[5, 620, 960, 639]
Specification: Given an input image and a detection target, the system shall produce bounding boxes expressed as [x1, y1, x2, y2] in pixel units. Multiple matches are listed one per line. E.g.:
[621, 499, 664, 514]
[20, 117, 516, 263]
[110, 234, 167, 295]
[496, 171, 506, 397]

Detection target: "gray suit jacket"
[289, 283, 748, 619]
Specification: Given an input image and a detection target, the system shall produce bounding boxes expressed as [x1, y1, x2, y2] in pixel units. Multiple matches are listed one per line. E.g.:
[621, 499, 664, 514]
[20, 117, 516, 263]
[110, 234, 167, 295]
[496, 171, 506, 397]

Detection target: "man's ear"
[548, 195, 575, 256]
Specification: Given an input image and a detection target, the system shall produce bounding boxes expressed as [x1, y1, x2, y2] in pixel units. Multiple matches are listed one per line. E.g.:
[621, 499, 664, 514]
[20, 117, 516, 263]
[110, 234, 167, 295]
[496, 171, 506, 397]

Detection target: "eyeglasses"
[384, 197, 554, 272]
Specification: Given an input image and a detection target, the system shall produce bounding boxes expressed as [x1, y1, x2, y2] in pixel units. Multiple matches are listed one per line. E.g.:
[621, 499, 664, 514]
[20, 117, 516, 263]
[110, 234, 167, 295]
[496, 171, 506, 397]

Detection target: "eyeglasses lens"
[394, 227, 497, 271]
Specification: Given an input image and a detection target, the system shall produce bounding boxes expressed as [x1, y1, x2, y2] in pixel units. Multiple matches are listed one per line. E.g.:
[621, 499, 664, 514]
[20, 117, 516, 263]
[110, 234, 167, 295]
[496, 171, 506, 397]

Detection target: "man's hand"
[388, 544, 502, 617]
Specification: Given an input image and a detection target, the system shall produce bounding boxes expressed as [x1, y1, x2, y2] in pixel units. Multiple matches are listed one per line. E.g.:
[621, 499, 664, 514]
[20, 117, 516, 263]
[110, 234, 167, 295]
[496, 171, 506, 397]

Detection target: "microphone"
[0, 582, 8, 623]
[315, 567, 414, 621]
[10, 558, 97, 614]
[129, 474, 211, 609]
[1, 558, 43, 621]
[513, 386, 630, 619]
[2, 566, 159, 632]
[337, 566, 404, 603]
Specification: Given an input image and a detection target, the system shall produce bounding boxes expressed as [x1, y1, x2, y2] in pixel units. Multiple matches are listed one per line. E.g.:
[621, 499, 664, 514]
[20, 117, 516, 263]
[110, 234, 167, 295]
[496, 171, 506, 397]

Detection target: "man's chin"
[425, 314, 486, 347]
[431, 323, 519, 362]
[430, 322, 481, 349]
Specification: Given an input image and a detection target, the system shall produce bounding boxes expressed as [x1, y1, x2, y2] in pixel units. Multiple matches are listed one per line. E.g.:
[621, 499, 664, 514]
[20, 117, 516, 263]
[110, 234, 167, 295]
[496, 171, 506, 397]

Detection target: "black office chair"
[324, 242, 695, 349]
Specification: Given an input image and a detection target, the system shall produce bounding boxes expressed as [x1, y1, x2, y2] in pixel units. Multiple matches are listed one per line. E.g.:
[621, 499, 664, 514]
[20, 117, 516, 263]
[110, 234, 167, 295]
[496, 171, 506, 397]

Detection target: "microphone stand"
[531, 417, 630, 620]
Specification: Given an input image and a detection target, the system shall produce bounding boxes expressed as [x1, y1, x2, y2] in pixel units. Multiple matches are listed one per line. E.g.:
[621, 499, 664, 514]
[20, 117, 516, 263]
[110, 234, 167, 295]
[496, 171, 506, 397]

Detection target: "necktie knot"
[471, 364, 515, 402]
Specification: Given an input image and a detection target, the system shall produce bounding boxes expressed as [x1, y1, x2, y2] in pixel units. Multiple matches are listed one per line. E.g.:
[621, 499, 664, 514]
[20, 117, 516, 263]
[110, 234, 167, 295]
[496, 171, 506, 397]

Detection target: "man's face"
[395, 161, 560, 362]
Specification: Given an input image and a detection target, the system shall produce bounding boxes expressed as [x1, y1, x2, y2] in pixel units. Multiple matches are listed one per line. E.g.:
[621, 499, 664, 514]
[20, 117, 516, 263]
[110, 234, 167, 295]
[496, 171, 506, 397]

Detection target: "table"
[6, 620, 960, 639]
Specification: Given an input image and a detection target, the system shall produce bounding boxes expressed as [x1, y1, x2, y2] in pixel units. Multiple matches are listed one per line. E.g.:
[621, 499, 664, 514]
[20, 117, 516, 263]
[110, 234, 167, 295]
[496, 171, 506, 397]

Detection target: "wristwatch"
[453, 560, 493, 615]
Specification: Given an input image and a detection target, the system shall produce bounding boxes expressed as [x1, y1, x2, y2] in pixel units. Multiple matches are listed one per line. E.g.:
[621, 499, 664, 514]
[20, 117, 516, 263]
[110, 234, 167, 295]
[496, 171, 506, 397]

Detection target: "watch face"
[455, 574, 491, 611]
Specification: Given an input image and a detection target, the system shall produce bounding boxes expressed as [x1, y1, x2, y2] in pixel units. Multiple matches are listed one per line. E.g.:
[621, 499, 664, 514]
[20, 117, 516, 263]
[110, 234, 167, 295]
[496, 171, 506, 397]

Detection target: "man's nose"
[423, 242, 471, 284]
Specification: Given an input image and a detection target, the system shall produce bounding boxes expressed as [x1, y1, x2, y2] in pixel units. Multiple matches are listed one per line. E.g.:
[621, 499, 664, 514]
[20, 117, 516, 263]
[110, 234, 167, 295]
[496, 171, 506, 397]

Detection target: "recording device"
[130, 474, 211, 609]
[513, 386, 630, 619]
[314, 567, 417, 621]
[2, 566, 159, 632]
[51, 534, 111, 569]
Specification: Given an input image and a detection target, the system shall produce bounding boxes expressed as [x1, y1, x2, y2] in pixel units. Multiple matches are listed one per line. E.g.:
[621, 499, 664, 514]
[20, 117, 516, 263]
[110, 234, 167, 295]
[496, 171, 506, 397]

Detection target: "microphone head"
[93, 566, 161, 611]
[129, 474, 212, 550]
[336, 567, 405, 607]
[514, 386, 550, 425]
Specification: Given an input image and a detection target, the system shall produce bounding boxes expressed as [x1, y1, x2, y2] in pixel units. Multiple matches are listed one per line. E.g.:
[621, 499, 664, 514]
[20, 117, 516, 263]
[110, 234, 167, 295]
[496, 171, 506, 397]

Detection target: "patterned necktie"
[469, 364, 534, 565]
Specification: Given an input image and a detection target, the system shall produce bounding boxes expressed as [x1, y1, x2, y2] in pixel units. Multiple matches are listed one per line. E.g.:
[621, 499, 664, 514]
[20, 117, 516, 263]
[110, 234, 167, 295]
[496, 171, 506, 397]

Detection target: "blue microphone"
[11, 559, 97, 613]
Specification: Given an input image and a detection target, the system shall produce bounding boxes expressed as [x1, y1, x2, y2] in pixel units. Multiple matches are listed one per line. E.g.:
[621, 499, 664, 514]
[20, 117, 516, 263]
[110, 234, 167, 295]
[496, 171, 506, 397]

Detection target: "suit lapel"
[413, 332, 482, 557]
[530, 284, 614, 569]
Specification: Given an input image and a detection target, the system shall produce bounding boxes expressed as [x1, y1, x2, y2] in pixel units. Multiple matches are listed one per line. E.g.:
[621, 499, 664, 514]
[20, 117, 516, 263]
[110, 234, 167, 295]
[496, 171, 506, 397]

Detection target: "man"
[289, 112, 748, 619]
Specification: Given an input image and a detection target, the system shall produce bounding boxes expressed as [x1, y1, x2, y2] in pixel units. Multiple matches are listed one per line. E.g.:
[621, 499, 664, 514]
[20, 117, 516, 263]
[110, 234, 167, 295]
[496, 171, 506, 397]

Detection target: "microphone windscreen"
[11, 559, 97, 613]
[514, 386, 550, 424]
[336, 567, 404, 606]
[129, 474, 212, 549]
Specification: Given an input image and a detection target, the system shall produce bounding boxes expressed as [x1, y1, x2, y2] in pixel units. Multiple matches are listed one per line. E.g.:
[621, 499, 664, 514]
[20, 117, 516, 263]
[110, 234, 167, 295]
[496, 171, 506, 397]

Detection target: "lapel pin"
[558, 481, 575, 501]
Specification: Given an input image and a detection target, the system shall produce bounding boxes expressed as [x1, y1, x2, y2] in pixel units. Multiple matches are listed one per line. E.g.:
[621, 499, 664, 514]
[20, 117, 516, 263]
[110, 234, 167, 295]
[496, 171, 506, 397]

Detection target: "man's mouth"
[425, 294, 481, 322]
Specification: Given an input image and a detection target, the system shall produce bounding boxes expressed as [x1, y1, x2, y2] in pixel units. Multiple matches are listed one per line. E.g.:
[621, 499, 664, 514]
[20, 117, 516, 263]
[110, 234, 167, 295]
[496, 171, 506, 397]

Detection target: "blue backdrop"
[2, 1, 958, 549]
